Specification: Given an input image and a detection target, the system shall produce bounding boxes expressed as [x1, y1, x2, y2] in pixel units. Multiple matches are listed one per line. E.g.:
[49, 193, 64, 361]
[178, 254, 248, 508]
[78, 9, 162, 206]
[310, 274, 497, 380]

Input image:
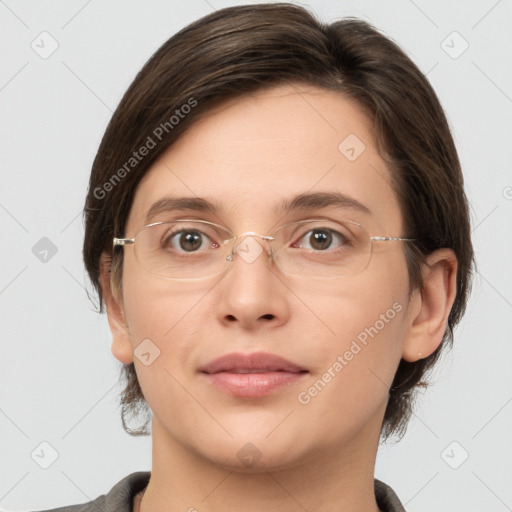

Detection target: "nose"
[215, 234, 290, 330]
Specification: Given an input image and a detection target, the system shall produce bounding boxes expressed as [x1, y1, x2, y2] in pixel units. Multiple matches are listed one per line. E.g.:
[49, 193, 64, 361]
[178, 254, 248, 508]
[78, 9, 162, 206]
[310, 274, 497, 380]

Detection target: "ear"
[402, 248, 458, 362]
[99, 253, 134, 364]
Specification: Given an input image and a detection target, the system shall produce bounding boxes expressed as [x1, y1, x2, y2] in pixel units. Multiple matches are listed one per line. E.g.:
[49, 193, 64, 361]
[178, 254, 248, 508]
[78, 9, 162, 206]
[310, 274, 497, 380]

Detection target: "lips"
[198, 352, 306, 374]
[198, 352, 308, 398]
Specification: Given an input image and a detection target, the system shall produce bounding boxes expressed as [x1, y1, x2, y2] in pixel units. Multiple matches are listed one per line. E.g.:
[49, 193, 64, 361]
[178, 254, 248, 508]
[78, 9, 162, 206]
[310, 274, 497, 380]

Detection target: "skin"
[100, 84, 457, 512]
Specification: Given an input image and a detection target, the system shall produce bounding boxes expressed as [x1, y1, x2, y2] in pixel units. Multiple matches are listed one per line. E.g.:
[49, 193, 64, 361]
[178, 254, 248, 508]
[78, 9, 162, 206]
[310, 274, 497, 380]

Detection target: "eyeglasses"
[113, 218, 415, 281]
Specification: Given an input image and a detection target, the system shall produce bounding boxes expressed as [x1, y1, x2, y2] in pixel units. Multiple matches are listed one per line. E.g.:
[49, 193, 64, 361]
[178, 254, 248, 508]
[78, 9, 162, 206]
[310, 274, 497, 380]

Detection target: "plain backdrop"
[1, 1, 511, 511]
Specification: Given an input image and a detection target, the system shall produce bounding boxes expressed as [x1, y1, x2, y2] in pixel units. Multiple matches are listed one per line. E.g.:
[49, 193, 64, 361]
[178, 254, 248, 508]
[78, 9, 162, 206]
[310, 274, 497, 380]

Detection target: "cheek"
[121, 250, 205, 339]
[317, 280, 405, 371]
[303, 255, 410, 402]
[120, 257, 210, 396]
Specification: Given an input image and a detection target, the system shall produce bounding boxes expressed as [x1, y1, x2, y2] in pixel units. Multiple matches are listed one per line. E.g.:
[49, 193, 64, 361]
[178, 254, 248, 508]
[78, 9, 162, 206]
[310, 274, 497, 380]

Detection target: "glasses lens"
[272, 219, 372, 278]
[134, 221, 233, 280]
[130, 218, 372, 280]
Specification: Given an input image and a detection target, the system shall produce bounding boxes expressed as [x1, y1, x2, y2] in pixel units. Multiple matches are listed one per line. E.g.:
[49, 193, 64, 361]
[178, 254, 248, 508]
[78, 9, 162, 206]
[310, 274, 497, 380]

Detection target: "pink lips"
[198, 352, 308, 398]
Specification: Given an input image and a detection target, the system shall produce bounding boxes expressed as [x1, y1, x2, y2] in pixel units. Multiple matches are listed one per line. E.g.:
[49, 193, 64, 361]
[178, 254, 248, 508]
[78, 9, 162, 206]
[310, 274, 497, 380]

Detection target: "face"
[111, 84, 416, 471]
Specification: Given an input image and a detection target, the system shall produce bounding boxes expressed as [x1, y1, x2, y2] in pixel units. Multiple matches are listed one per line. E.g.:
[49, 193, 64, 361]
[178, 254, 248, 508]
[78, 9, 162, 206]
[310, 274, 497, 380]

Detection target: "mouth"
[198, 352, 309, 398]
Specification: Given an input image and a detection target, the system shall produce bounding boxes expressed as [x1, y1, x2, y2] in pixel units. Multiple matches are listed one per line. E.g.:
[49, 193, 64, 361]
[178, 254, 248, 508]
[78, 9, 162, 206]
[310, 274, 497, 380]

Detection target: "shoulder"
[374, 478, 407, 512]
[25, 472, 150, 512]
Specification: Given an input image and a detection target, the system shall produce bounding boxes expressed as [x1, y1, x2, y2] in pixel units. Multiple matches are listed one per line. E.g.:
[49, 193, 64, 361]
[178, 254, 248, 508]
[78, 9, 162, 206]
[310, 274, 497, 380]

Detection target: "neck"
[139, 410, 385, 512]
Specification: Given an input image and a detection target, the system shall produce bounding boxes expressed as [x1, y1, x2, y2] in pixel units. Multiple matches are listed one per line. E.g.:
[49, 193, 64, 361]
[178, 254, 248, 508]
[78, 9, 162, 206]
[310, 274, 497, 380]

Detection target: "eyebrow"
[144, 196, 220, 224]
[277, 192, 371, 216]
[144, 192, 371, 225]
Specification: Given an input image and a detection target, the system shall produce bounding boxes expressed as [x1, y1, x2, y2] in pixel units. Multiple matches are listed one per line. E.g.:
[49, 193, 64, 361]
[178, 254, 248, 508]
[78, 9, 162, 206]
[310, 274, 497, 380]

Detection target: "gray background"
[1, 1, 511, 510]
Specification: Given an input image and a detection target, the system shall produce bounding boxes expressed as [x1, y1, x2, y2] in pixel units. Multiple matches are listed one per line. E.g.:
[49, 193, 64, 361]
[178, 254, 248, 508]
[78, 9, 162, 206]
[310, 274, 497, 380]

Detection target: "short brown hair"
[83, 3, 474, 441]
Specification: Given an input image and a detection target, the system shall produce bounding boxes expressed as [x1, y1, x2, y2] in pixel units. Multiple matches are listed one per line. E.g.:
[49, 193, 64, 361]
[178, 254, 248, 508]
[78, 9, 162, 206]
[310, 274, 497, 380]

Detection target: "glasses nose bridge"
[224, 231, 276, 263]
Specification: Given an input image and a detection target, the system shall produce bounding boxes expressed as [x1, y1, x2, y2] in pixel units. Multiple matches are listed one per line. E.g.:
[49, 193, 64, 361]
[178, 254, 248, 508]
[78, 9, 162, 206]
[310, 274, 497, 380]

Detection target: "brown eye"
[163, 229, 211, 253]
[308, 230, 332, 250]
[179, 231, 203, 252]
[297, 228, 348, 251]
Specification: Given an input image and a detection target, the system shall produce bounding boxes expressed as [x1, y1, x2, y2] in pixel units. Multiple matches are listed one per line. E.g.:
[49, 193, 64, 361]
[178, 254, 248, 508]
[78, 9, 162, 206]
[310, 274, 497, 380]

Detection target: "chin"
[210, 446, 307, 474]
[189, 427, 313, 474]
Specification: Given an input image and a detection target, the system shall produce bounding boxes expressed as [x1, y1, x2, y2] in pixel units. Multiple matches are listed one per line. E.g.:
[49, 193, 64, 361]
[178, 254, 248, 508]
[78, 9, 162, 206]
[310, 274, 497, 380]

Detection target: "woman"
[43, 3, 473, 511]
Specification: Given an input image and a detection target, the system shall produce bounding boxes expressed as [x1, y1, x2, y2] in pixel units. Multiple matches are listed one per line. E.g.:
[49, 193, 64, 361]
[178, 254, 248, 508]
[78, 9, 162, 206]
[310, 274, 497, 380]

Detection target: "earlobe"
[402, 249, 458, 362]
[99, 253, 134, 365]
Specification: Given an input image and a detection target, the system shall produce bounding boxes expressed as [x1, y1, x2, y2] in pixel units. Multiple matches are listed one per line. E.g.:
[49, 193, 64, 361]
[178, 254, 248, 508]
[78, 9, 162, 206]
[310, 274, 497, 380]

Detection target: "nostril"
[261, 314, 274, 320]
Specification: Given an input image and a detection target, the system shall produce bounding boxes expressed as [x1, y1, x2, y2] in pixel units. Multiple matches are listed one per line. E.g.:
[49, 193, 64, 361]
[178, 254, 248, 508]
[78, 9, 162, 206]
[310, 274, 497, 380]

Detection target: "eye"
[294, 227, 350, 251]
[162, 228, 219, 253]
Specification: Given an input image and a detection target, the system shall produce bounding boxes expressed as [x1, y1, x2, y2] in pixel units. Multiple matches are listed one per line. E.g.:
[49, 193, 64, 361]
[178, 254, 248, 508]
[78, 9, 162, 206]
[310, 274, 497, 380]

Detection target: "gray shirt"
[28, 472, 406, 512]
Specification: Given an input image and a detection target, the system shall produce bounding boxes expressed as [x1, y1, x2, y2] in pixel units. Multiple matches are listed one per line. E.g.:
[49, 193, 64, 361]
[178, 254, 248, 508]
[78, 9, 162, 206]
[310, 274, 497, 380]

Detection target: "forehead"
[127, 84, 403, 233]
